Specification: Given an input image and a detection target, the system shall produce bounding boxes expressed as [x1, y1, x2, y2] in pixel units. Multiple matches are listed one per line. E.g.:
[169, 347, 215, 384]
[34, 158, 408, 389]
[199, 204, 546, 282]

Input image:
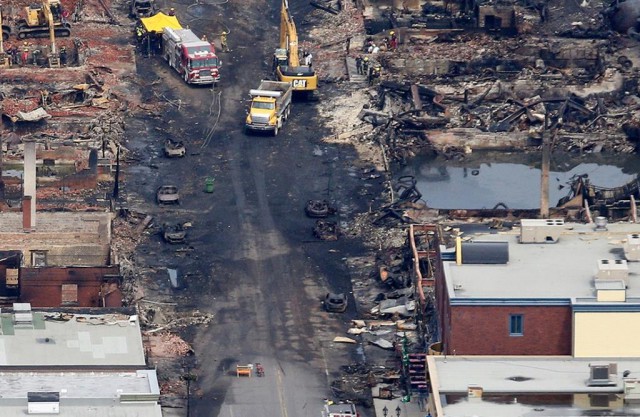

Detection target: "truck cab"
[163, 27, 220, 85]
[322, 403, 359, 417]
[245, 81, 292, 136]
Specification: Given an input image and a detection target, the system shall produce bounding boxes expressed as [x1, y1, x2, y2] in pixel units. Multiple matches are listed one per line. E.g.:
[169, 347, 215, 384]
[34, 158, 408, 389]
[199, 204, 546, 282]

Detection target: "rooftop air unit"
[13, 302, 33, 328]
[596, 259, 629, 286]
[625, 234, 640, 262]
[624, 378, 640, 403]
[27, 392, 60, 414]
[588, 363, 618, 387]
[519, 219, 564, 243]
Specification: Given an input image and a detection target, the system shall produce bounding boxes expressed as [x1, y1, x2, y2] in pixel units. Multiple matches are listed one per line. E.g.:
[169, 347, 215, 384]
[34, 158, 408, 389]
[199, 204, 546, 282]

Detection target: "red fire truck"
[162, 27, 220, 85]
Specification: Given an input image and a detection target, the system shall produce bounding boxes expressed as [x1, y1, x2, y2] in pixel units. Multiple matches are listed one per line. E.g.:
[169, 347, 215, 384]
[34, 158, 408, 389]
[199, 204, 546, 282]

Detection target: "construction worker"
[59, 46, 67, 66]
[355, 55, 363, 75]
[220, 31, 229, 52]
[168, 7, 175, 16]
[135, 24, 144, 42]
[201, 34, 207, 42]
[21, 42, 29, 66]
[6, 44, 17, 66]
[304, 51, 312, 67]
[362, 56, 369, 74]
[390, 31, 398, 51]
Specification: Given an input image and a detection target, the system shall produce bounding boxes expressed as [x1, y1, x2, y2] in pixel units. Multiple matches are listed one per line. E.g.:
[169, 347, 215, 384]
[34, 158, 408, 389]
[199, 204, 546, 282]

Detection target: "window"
[31, 251, 47, 267]
[509, 314, 523, 336]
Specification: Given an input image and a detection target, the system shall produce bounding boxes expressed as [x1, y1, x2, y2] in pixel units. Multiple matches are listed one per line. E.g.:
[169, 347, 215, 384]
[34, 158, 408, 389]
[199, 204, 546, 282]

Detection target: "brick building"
[435, 220, 640, 357]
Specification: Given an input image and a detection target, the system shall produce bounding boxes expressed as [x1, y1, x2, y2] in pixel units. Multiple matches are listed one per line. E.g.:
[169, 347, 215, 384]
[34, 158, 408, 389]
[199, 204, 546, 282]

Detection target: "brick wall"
[447, 305, 572, 355]
[20, 266, 122, 307]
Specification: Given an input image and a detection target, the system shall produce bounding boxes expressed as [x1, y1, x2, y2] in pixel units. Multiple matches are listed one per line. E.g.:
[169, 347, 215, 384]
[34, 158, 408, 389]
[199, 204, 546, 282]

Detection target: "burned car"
[156, 185, 180, 205]
[130, 0, 156, 18]
[324, 293, 347, 313]
[162, 223, 186, 244]
[164, 139, 186, 158]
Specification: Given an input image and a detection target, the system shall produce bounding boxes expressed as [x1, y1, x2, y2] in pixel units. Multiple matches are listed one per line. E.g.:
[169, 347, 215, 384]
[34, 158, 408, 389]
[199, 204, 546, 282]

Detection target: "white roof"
[430, 356, 640, 417]
[0, 370, 159, 398]
[0, 311, 145, 366]
[444, 222, 640, 301]
[0, 370, 161, 417]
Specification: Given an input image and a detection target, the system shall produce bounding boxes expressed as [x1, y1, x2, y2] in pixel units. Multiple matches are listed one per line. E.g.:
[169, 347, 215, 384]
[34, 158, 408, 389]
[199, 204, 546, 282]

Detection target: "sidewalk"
[372, 393, 429, 417]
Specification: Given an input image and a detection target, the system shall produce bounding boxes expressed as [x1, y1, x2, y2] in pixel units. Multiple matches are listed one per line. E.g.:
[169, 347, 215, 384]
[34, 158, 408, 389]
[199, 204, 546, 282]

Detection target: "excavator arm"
[275, 0, 318, 94]
[280, 0, 299, 66]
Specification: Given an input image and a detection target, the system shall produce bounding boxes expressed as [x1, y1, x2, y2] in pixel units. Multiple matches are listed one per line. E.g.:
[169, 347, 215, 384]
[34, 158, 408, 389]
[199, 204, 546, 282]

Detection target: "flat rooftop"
[444, 222, 640, 300]
[0, 311, 145, 367]
[0, 401, 161, 417]
[0, 369, 158, 398]
[0, 212, 110, 235]
[429, 356, 639, 393]
[429, 356, 640, 417]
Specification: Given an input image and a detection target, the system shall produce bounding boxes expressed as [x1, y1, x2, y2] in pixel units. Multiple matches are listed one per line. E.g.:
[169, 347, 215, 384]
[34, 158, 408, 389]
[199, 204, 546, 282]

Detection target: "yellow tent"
[140, 12, 182, 34]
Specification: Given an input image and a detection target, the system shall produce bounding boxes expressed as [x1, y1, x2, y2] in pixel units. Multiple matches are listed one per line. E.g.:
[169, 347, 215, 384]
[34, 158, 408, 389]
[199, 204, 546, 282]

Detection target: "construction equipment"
[0, 8, 10, 67]
[245, 80, 292, 136]
[44, 0, 60, 67]
[162, 27, 220, 84]
[16, 0, 71, 39]
[274, 0, 317, 96]
[1, 6, 10, 42]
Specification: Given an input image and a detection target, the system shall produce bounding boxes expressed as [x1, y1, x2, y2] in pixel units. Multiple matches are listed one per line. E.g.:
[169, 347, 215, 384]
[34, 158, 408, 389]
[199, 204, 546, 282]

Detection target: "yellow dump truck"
[245, 80, 292, 136]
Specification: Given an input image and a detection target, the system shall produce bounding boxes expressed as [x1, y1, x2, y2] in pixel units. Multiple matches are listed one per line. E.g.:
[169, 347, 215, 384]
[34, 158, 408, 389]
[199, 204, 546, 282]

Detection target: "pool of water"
[397, 152, 640, 210]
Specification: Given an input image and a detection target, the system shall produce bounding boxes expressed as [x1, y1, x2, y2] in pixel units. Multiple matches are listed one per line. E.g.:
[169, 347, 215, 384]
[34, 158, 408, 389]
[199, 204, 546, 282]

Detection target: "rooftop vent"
[625, 234, 640, 262]
[596, 259, 629, 286]
[588, 363, 618, 387]
[467, 385, 483, 398]
[595, 216, 608, 231]
[520, 219, 564, 244]
[13, 303, 33, 327]
[27, 392, 60, 414]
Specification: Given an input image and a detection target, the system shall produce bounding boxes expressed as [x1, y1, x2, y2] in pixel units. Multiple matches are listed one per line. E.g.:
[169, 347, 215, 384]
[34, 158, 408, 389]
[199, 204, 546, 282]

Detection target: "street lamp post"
[396, 405, 402, 417]
[382, 406, 388, 417]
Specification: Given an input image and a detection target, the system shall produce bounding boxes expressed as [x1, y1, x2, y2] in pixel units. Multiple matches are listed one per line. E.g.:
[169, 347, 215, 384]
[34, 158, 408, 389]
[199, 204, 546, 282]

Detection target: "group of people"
[355, 55, 381, 85]
[2, 41, 68, 67]
[363, 30, 398, 54]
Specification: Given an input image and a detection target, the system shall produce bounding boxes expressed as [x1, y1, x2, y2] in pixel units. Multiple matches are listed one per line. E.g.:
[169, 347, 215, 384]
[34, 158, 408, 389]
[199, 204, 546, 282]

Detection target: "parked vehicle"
[324, 293, 347, 313]
[156, 185, 180, 205]
[162, 27, 220, 85]
[245, 80, 292, 136]
[162, 223, 186, 243]
[322, 402, 358, 417]
[164, 139, 186, 157]
[305, 200, 336, 218]
[129, 0, 156, 18]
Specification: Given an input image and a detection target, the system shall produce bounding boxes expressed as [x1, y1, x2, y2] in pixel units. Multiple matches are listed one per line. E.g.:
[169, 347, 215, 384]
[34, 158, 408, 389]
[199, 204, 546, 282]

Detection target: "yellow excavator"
[275, 0, 317, 96]
[17, 0, 71, 39]
[0, 8, 9, 67]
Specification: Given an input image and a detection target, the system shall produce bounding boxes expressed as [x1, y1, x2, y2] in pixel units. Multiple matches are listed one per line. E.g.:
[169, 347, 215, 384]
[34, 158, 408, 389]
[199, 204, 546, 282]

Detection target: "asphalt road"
[123, 0, 381, 416]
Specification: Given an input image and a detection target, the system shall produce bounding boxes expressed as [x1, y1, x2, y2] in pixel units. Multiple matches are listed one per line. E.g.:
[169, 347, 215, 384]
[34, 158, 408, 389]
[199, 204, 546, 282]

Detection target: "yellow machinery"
[0, 8, 9, 67]
[44, 0, 60, 67]
[17, 0, 71, 39]
[275, 0, 317, 95]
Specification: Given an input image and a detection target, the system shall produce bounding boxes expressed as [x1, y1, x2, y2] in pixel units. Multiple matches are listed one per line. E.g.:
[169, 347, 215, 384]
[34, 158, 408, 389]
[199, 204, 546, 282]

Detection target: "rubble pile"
[146, 332, 194, 358]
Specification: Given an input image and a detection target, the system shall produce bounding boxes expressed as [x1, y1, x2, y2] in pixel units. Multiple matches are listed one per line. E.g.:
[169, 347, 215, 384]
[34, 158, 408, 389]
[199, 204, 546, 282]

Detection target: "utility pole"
[112, 145, 120, 199]
[540, 137, 550, 218]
